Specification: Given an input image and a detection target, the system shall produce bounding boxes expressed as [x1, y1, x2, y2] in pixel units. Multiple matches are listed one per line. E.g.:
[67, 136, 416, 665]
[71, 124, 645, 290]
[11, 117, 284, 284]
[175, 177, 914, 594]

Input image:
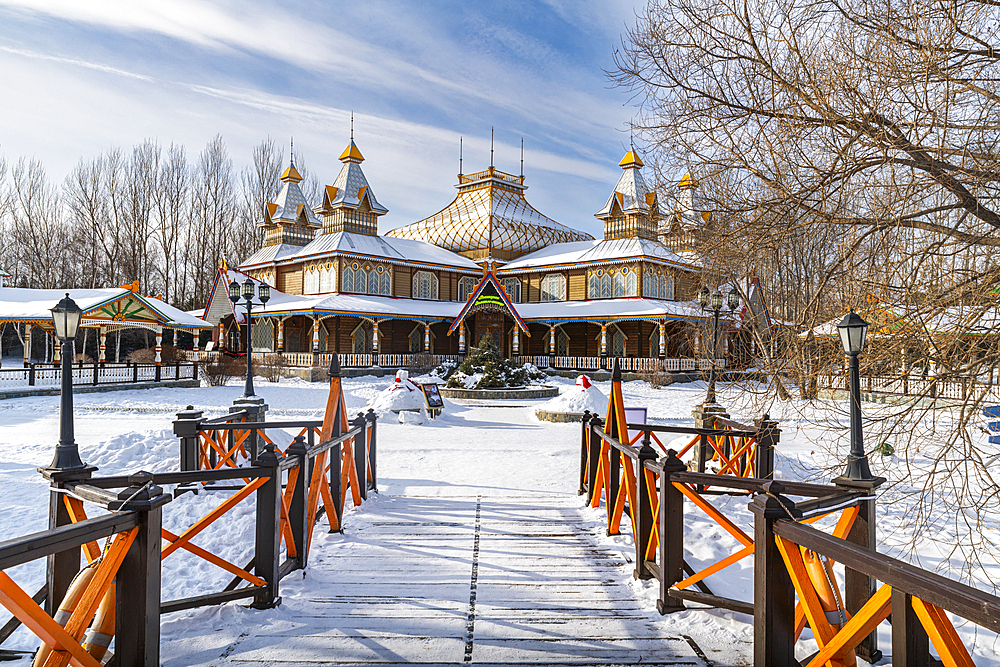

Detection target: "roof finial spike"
[490, 127, 494, 168]
[459, 136, 463, 177]
[350, 111, 354, 140]
[520, 138, 524, 178]
[290, 137, 294, 164]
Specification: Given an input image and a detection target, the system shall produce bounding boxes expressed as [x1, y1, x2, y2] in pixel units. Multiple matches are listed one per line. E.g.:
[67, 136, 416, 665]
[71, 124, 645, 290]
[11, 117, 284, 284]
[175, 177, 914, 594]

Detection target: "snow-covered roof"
[499, 238, 698, 273]
[0, 269, 10, 278]
[263, 160, 321, 229]
[516, 298, 713, 323]
[324, 140, 387, 214]
[595, 153, 655, 218]
[0, 287, 212, 329]
[286, 232, 481, 272]
[385, 167, 592, 257]
[240, 243, 302, 269]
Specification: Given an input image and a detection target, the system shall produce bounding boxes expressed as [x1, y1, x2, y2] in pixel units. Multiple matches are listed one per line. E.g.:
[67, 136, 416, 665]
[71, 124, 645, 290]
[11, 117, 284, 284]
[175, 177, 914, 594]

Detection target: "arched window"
[342, 263, 356, 293]
[458, 276, 477, 302]
[644, 270, 659, 298]
[612, 327, 626, 357]
[352, 322, 372, 354]
[379, 266, 392, 296]
[304, 264, 320, 294]
[625, 268, 637, 297]
[319, 262, 335, 293]
[501, 277, 521, 303]
[413, 271, 439, 299]
[613, 271, 625, 298]
[649, 328, 661, 357]
[663, 275, 675, 301]
[600, 272, 612, 299]
[540, 274, 566, 301]
[588, 272, 600, 299]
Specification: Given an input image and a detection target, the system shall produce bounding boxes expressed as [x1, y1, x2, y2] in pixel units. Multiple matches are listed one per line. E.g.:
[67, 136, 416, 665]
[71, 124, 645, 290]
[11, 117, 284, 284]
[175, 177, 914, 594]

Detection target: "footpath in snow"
[1, 372, 999, 663]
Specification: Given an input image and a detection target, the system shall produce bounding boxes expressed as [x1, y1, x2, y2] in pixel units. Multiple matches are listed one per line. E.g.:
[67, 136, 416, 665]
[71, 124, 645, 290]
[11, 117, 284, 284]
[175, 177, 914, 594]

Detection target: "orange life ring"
[82, 582, 115, 662]
[33, 567, 96, 666]
[802, 547, 856, 667]
[34, 569, 117, 666]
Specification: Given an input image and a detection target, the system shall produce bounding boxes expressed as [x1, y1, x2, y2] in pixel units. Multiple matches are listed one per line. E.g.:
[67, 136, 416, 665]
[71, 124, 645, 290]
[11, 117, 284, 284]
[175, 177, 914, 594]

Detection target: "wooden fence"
[511, 356, 726, 372]
[817, 372, 996, 402]
[0, 363, 377, 665]
[581, 391, 997, 664]
[0, 362, 198, 390]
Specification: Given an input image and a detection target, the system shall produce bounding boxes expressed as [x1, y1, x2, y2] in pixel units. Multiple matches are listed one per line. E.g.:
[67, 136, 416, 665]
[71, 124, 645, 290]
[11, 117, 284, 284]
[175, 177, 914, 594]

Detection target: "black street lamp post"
[834, 309, 883, 483]
[698, 284, 741, 405]
[229, 277, 270, 398]
[49, 293, 85, 470]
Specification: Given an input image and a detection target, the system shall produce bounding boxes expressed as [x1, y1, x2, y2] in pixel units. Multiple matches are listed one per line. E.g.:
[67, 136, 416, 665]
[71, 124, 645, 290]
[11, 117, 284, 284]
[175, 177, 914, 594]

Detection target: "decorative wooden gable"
[448, 266, 529, 336]
[91, 295, 160, 323]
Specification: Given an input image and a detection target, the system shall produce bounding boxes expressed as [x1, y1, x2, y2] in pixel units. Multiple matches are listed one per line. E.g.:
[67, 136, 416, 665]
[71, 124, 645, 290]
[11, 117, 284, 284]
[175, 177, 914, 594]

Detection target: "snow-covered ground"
[0, 371, 996, 663]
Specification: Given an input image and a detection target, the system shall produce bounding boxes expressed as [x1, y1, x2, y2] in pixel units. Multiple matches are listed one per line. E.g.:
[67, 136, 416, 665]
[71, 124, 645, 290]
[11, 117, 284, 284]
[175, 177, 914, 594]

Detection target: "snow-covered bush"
[445, 340, 546, 389]
[429, 359, 458, 380]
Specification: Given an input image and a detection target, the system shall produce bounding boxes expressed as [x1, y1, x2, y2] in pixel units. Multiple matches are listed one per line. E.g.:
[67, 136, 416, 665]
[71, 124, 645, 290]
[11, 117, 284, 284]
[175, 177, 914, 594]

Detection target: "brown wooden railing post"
[115, 471, 170, 667]
[754, 414, 779, 480]
[366, 409, 378, 493]
[173, 406, 204, 472]
[353, 413, 368, 502]
[658, 449, 686, 614]
[697, 432, 709, 474]
[835, 476, 883, 663]
[286, 435, 309, 570]
[579, 410, 592, 496]
[634, 429, 657, 581]
[132, 362, 138, 384]
[252, 442, 282, 609]
[92, 360, 99, 386]
[891, 589, 930, 665]
[750, 488, 796, 665]
[329, 441, 343, 532]
[41, 466, 94, 616]
[587, 417, 602, 506]
[28, 363, 34, 386]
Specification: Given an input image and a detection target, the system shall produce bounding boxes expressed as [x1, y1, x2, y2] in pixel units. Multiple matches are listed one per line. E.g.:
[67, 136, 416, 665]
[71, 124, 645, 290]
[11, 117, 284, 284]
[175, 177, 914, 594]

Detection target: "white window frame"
[540, 273, 566, 302]
[413, 271, 439, 300]
[501, 277, 521, 303]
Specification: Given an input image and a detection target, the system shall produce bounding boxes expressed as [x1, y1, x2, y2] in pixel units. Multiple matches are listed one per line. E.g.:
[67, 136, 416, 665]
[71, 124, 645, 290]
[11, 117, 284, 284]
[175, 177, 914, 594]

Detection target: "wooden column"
[658, 450, 686, 613]
[659, 322, 666, 358]
[423, 323, 431, 353]
[312, 317, 320, 353]
[23, 325, 31, 368]
[891, 589, 929, 666]
[549, 325, 556, 354]
[52, 333, 60, 367]
[512, 324, 520, 354]
[750, 490, 796, 665]
[99, 326, 107, 364]
[600, 324, 608, 356]
[154, 326, 163, 366]
[277, 318, 285, 353]
[372, 321, 380, 353]
[458, 321, 466, 353]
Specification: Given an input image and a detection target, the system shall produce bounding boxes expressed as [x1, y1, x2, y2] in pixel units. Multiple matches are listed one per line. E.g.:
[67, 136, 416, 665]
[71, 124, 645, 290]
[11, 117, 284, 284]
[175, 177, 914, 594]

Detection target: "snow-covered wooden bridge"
[170, 492, 712, 666]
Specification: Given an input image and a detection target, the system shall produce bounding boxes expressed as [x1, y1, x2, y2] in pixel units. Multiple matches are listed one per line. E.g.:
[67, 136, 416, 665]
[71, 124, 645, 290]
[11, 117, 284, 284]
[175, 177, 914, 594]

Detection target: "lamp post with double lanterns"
[698, 284, 741, 406]
[48, 294, 86, 471]
[229, 277, 270, 399]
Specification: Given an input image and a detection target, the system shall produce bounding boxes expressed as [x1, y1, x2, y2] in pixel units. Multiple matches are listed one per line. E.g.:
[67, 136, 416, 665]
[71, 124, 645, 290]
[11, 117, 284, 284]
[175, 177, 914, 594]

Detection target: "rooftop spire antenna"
[520, 138, 524, 178]
[350, 111, 354, 140]
[290, 137, 294, 163]
[490, 127, 494, 168]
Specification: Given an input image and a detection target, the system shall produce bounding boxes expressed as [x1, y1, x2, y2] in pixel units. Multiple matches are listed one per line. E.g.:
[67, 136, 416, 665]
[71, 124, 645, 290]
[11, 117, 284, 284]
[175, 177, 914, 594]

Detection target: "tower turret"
[316, 137, 388, 236]
[595, 149, 658, 241]
[260, 153, 321, 247]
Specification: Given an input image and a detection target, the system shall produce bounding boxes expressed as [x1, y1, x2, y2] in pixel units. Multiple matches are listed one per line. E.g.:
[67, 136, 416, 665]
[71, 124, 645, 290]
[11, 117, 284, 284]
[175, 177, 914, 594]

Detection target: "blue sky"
[0, 0, 647, 238]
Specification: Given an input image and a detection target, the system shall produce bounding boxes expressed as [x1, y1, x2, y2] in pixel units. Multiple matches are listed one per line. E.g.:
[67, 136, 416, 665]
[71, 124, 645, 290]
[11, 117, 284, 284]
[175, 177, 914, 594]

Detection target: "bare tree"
[236, 138, 284, 263]
[189, 135, 237, 308]
[153, 144, 189, 303]
[10, 158, 70, 289]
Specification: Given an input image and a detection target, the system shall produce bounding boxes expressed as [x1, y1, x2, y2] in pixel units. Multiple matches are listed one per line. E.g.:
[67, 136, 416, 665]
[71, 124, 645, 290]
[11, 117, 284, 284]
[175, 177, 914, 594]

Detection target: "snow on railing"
[510, 356, 725, 372]
[0, 362, 197, 390]
[817, 373, 995, 402]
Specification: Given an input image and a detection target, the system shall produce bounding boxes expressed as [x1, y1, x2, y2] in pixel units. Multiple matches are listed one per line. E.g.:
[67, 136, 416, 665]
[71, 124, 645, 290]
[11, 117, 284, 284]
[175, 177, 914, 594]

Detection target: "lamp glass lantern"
[698, 285, 710, 309]
[228, 280, 241, 304]
[711, 290, 723, 310]
[242, 277, 255, 299]
[837, 310, 869, 355]
[50, 293, 83, 341]
[727, 286, 740, 311]
[258, 282, 270, 304]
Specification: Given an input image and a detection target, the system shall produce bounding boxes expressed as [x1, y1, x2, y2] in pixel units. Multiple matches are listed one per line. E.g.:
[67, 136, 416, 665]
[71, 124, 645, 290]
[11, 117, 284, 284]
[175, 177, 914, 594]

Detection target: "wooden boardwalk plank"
[182, 494, 708, 666]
